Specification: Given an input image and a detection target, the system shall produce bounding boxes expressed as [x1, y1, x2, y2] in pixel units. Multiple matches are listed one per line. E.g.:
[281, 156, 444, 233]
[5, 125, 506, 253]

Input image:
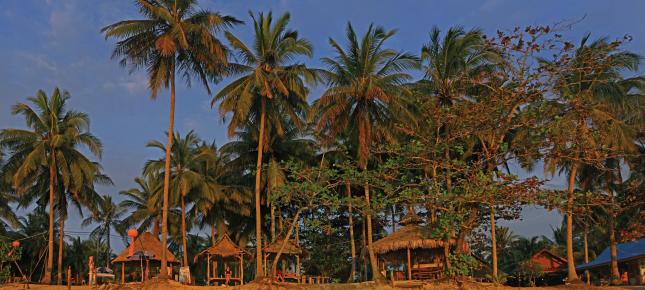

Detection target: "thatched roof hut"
[112, 232, 178, 264]
[194, 233, 250, 261]
[264, 239, 304, 256]
[372, 224, 454, 255]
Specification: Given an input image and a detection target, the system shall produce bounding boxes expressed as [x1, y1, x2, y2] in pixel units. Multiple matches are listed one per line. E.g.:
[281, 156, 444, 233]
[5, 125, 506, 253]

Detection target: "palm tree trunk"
[609, 209, 620, 284]
[153, 217, 160, 237]
[583, 225, 590, 285]
[271, 210, 302, 277]
[43, 163, 56, 284]
[490, 204, 498, 281]
[181, 192, 188, 268]
[254, 97, 267, 278]
[565, 163, 580, 282]
[363, 182, 384, 282]
[57, 217, 65, 284]
[346, 181, 356, 283]
[107, 225, 111, 268]
[159, 63, 176, 280]
[211, 225, 216, 245]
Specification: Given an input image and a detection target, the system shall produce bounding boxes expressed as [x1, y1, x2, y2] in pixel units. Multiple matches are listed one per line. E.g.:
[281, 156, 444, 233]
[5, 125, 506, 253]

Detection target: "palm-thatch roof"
[264, 239, 304, 256]
[372, 224, 455, 255]
[194, 233, 250, 262]
[112, 232, 178, 264]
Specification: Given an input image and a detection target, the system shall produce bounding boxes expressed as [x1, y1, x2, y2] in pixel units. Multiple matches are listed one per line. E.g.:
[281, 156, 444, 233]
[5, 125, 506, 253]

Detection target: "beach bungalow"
[112, 232, 180, 284]
[577, 237, 645, 285]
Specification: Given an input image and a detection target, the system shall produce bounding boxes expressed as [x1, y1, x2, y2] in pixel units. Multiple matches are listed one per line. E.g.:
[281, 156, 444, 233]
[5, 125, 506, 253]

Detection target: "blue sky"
[1, 0, 644, 250]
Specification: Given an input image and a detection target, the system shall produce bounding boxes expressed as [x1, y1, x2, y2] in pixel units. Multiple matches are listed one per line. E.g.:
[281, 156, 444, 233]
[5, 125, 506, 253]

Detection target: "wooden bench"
[209, 276, 242, 286]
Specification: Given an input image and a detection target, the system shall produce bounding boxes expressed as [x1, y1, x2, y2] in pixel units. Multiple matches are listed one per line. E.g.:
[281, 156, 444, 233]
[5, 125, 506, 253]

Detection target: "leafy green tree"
[212, 11, 316, 276]
[102, 0, 240, 277]
[0, 88, 103, 283]
[313, 22, 418, 282]
[81, 195, 127, 267]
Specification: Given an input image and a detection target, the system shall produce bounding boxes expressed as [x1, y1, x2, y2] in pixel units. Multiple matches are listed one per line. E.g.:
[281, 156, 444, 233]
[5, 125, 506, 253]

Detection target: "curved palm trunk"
[583, 225, 590, 285]
[565, 163, 580, 282]
[42, 163, 56, 284]
[271, 210, 301, 277]
[254, 97, 267, 278]
[346, 181, 356, 283]
[363, 182, 384, 283]
[490, 205, 498, 281]
[159, 64, 176, 280]
[181, 192, 189, 268]
[57, 217, 65, 284]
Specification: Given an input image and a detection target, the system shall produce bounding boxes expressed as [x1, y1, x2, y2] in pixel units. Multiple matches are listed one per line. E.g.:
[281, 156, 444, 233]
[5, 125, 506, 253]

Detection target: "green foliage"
[0, 241, 21, 283]
[445, 254, 479, 278]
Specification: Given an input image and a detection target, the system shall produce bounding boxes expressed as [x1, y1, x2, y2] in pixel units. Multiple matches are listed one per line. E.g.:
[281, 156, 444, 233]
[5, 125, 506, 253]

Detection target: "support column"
[121, 262, 125, 284]
[407, 247, 412, 280]
[296, 255, 301, 279]
[240, 254, 244, 285]
[207, 254, 210, 285]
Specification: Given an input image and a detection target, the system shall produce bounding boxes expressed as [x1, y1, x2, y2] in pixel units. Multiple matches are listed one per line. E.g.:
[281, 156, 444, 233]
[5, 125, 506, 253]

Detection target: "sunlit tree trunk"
[583, 225, 590, 285]
[490, 205, 498, 281]
[57, 217, 65, 284]
[363, 182, 384, 282]
[152, 216, 160, 237]
[346, 181, 356, 282]
[565, 163, 580, 282]
[106, 224, 111, 268]
[609, 189, 620, 285]
[42, 162, 56, 284]
[254, 97, 267, 278]
[181, 191, 188, 267]
[159, 63, 176, 280]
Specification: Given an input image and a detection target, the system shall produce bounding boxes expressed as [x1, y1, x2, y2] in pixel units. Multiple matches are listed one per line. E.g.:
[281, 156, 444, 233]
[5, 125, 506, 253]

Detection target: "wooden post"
[121, 262, 125, 284]
[207, 254, 210, 285]
[240, 254, 244, 285]
[407, 247, 412, 280]
[66, 266, 71, 290]
[296, 255, 300, 280]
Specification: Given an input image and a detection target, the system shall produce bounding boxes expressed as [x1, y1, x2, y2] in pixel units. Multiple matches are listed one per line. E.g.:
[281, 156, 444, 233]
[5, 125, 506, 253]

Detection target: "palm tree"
[0, 88, 103, 283]
[542, 34, 644, 282]
[120, 175, 164, 236]
[313, 23, 418, 281]
[0, 154, 20, 232]
[82, 195, 127, 267]
[190, 141, 253, 244]
[102, 1, 240, 277]
[212, 11, 316, 276]
[144, 131, 215, 268]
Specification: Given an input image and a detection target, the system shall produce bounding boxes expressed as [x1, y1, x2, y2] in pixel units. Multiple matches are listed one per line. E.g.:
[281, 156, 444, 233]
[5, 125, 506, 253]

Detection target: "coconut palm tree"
[102, 1, 240, 277]
[190, 141, 253, 244]
[211, 11, 316, 276]
[144, 131, 216, 268]
[0, 154, 19, 232]
[82, 195, 127, 267]
[0, 88, 103, 284]
[313, 23, 418, 281]
[541, 34, 644, 282]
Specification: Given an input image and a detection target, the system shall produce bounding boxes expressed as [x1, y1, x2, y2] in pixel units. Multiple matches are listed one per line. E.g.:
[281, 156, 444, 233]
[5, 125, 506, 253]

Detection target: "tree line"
[1, 0, 643, 285]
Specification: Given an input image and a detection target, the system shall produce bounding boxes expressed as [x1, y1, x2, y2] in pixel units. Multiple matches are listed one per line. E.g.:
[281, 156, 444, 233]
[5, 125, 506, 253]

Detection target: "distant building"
[531, 249, 567, 273]
[577, 237, 645, 285]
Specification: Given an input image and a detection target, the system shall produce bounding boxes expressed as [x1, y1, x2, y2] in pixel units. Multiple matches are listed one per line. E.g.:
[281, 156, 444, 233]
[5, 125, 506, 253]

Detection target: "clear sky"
[1, 0, 644, 250]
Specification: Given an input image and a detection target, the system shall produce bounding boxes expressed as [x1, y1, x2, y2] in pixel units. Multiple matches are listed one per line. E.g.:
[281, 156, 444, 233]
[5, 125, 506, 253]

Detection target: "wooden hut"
[194, 233, 250, 286]
[372, 212, 457, 281]
[264, 239, 305, 283]
[111, 232, 179, 284]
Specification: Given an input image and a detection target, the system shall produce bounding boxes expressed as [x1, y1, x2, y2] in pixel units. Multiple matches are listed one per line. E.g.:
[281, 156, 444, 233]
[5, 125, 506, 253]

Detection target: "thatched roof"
[372, 224, 455, 255]
[194, 233, 250, 261]
[264, 239, 304, 256]
[112, 232, 177, 264]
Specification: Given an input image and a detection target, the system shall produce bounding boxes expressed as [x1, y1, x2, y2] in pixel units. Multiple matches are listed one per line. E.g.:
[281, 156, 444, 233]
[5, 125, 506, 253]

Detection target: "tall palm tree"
[0, 88, 103, 283]
[542, 34, 644, 282]
[0, 155, 20, 232]
[313, 23, 418, 281]
[82, 195, 127, 267]
[102, 1, 240, 277]
[144, 131, 215, 268]
[212, 11, 316, 276]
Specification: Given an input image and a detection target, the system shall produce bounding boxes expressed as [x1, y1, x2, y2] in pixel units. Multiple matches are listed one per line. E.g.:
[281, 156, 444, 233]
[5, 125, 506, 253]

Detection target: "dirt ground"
[0, 280, 631, 290]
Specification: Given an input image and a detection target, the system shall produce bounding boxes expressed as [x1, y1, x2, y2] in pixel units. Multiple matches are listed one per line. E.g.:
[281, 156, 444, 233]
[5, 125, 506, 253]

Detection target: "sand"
[0, 280, 628, 290]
